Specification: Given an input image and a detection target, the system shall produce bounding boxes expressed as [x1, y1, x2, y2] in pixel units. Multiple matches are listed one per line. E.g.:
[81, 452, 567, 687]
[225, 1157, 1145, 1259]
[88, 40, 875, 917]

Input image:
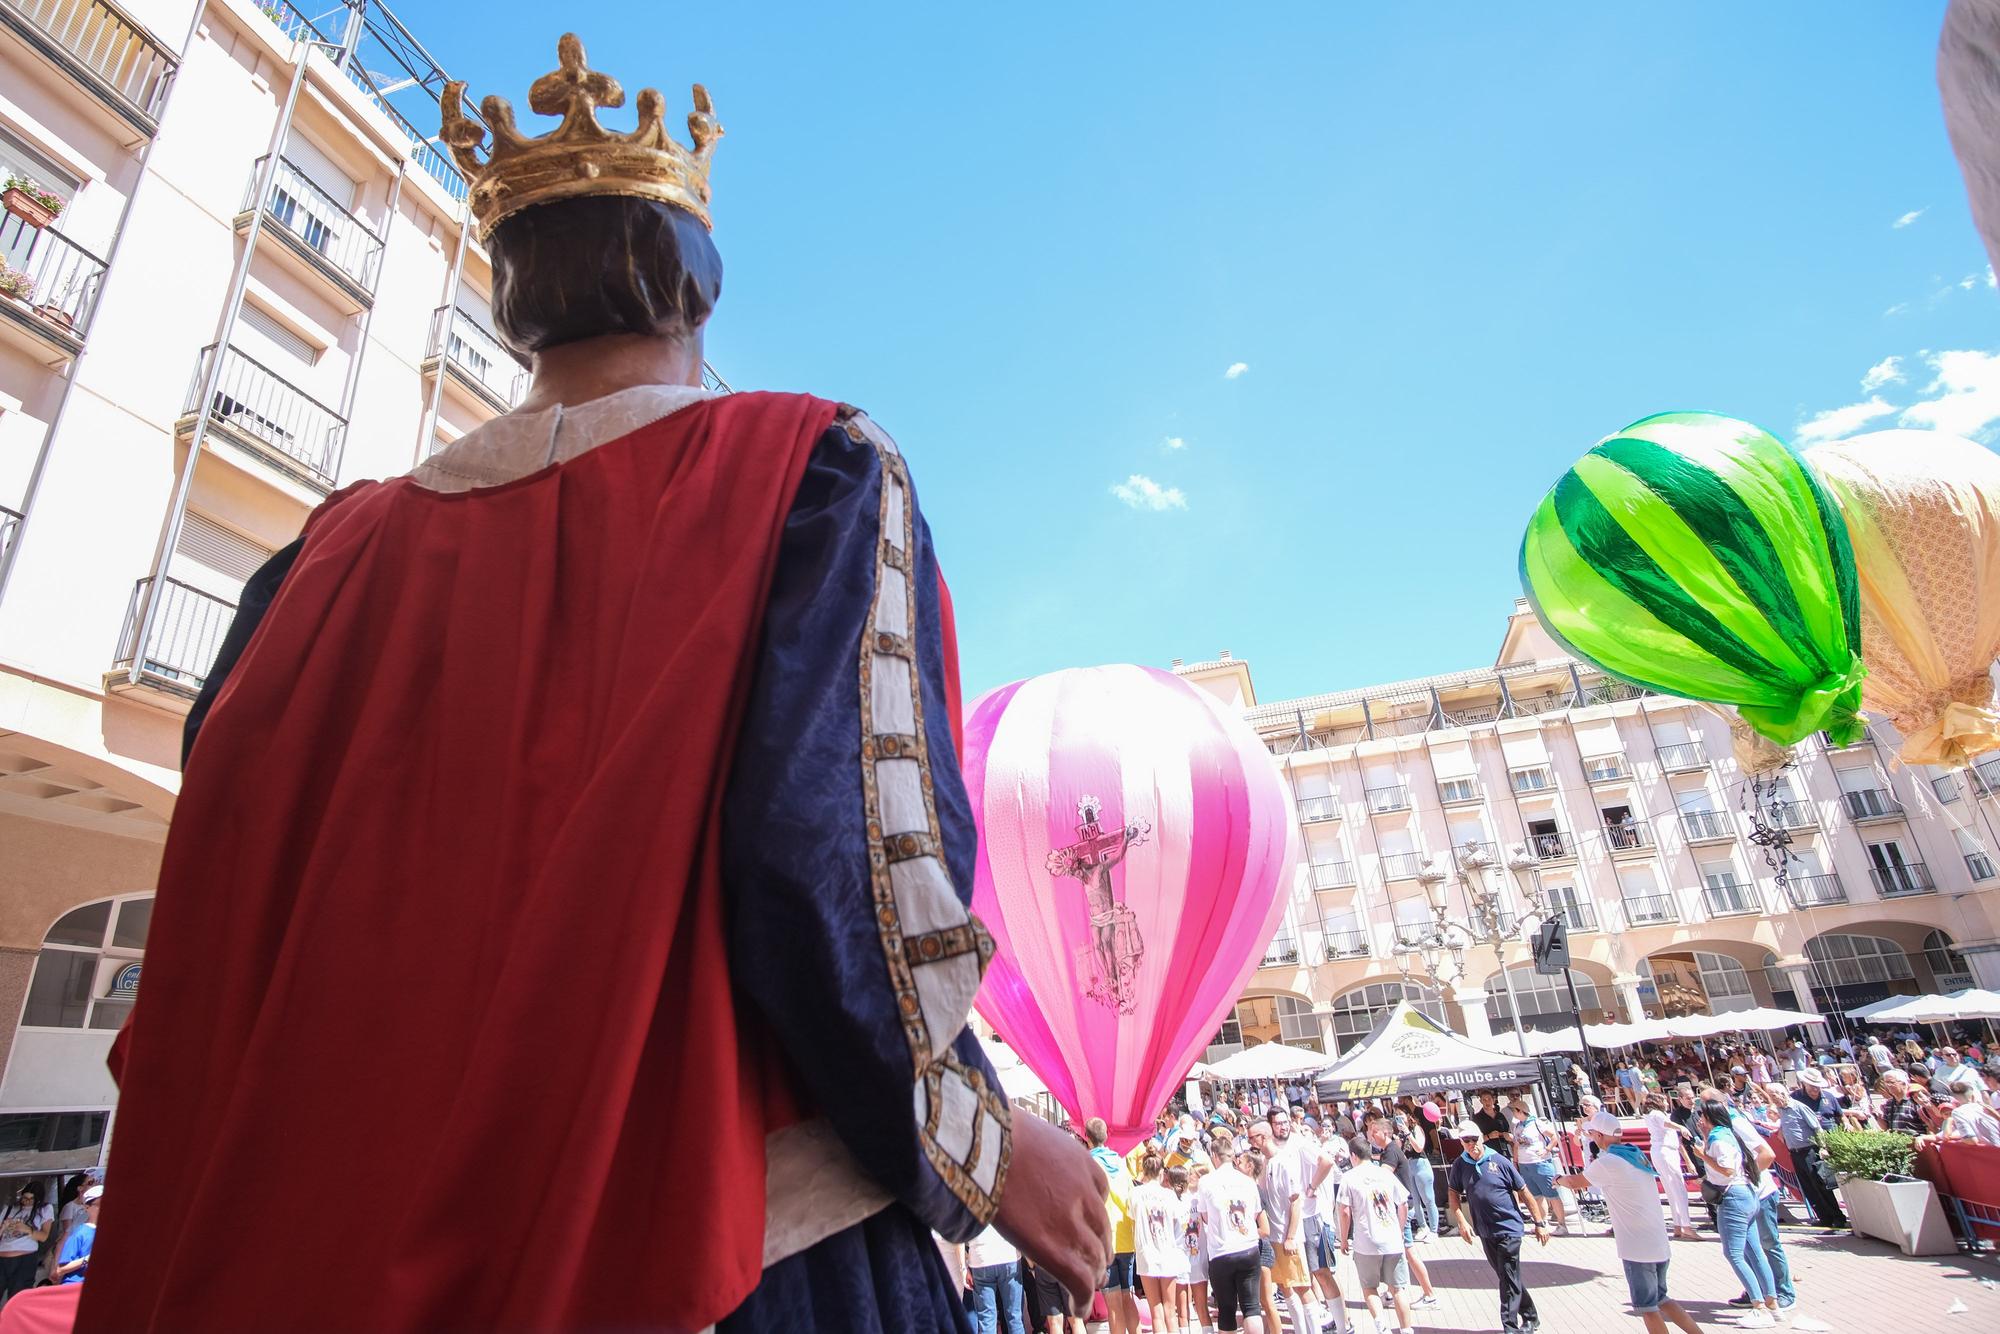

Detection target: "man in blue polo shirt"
[1445, 1119, 1549, 1334]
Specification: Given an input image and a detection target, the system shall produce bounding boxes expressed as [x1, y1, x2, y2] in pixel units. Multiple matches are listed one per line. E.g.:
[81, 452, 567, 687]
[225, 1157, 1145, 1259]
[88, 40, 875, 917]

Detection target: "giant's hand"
[993, 1112, 1112, 1311]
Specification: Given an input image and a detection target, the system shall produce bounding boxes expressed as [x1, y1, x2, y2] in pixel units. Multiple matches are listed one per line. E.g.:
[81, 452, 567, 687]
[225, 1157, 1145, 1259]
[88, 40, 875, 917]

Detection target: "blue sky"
[399, 0, 1995, 703]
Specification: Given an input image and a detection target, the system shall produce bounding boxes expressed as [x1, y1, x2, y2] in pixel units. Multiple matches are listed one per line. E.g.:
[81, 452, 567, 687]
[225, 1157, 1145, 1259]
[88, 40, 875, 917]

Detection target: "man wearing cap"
[1783, 1073, 1847, 1231]
[53, 1186, 100, 1285]
[1445, 1120, 1549, 1334]
[1557, 1113, 1700, 1334]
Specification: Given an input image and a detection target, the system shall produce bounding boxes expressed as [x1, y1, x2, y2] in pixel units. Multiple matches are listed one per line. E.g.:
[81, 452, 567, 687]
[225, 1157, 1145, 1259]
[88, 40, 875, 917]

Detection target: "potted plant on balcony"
[1821, 1128, 1955, 1255]
[0, 261, 34, 306]
[2, 176, 64, 229]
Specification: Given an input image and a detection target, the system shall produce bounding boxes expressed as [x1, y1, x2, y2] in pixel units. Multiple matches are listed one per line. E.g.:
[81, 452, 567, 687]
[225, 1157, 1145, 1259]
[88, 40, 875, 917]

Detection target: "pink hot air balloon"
[964, 664, 1299, 1150]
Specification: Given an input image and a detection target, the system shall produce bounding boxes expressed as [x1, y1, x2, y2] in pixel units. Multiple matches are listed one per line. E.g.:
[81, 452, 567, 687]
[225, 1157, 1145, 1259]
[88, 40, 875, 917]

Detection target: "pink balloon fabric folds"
[963, 664, 1298, 1150]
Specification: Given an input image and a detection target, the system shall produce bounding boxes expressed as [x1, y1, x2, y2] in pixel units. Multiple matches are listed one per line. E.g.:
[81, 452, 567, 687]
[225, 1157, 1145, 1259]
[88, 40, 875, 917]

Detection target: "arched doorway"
[1642, 946, 1766, 1017]
[1, 894, 152, 1180]
[1327, 980, 1442, 1055]
[1485, 966, 1602, 1033]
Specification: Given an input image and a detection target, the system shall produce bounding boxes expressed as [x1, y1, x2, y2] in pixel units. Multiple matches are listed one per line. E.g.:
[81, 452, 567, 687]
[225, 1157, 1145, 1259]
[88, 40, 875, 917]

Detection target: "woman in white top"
[1196, 1153, 1267, 1334]
[1641, 1091, 1698, 1238]
[0, 1182, 52, 1301]
[1131, 1152, 1186, 1333]
[1699, 1100, 1779, 1329]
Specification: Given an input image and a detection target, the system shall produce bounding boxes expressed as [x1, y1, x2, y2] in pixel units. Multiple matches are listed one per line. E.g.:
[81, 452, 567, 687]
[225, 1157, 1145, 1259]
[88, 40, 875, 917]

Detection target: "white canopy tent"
[1665, 1006, 1825, 1036]
[1314, 1003, 1541, 1099]
[1852, 989, 2000, 1024]
[1844, 996, 1914, 1021]
[1205, 1040, 1332, 1082]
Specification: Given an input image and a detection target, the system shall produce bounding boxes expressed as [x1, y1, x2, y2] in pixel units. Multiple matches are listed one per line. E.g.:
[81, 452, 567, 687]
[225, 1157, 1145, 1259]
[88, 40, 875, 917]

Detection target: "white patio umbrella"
[1667, 1006, 1824, 1036]
[1205, 1040, 1332, 1081]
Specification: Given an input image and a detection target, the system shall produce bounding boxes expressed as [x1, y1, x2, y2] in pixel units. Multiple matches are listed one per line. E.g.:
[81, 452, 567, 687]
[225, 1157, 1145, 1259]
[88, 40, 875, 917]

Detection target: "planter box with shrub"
[1821, 1128, 1955, 1256]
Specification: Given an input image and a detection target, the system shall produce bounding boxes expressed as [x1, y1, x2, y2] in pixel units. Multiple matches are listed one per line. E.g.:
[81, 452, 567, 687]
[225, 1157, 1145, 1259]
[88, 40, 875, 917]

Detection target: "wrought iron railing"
[1509, 765, 1555, 794]
[245, 155, 384, 291]
[1680, 809, 1734, 842]
[1379, 851, 1426, 880]
[1529, 831, 1572, 861]
[1656, 742, 1707, 771]
[111, 576, 236, 694]
[1974, 757, 2000, 796]
[1261, 936, 1300, 966]
[1621, 893, 1679, 926]
[1581, 678, 1648, 705]
[1784, 873, 1846, 908]
[0, 505, 21, 566]
[1437, 779, 1482, 804]
[1768, 800, 1817, 830]
[1842, 789, 1903, 822]
[1870, 863, 1934, 898]
[184, 343, 346, 490]
[1364, 783, 1410, 814]
[1296, 793, 1339, 823]
[1702, 879, 1759, 917]
[702, 362, 732, 393]
[0, 212, 108, 337]
[1966, 852, 1996, 882]
[1392, 920, 1432, 949]
[1451, 840, 1498, 868]
[1323, 929, 1369, 960]
[1583, 756, 1629, 783]
[1309, 860, 1356, 890]
[427, 305, 527, 407]
[1603, 822, 1652, 852]
[0, 0, 176, 130]
[1934, 774, 1963, 804]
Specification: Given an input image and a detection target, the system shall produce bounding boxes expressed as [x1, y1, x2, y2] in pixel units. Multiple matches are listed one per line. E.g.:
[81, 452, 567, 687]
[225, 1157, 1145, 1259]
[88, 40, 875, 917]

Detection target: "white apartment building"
[0, 0, 724, 1182]
[1187, 601, 2000, 1060]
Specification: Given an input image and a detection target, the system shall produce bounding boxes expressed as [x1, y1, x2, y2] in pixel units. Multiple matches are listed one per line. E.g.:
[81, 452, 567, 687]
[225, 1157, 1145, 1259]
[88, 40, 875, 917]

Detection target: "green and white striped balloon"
[1519, 411, 1865, 747]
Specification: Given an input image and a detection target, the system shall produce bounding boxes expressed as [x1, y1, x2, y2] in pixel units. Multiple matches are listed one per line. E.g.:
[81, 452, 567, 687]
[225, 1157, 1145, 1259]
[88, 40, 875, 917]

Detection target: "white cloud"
[1988, 265, 1997, 290]
[1111, 474, 1188, 511]
[1893, 208, 1926, 229]
[1963, 273, 1982, 291]
[1163, 436, 1187, 451]
[1224, 362, 1249, 379]
[1795, 397, 1898, 444]
[1900, 349, 2000, 438]
[1884, 302, 1911, 317]
[1860, 356, 1904, 391]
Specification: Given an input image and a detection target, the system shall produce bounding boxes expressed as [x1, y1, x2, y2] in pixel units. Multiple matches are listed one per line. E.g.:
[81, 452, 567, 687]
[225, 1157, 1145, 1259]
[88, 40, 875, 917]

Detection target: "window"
[1584, 755, 1627, 782]
[1438, 776, 1479, 804]
[1922, 931, 1974, 989]
[1485, 967, 1601, 1031]
[21, 896, 151, 1030]
[1275, 995, 1323, 1052]
[1329, 981, 1441, 1054]
[1694, 951, 1755, 1003]
[1510, 765, 1554, 794]
[1805, 933, 1915, 988]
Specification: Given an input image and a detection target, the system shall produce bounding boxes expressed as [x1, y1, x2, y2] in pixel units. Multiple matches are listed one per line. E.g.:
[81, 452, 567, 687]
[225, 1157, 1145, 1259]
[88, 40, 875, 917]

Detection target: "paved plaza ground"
[1086, 1222, 2000, 1332]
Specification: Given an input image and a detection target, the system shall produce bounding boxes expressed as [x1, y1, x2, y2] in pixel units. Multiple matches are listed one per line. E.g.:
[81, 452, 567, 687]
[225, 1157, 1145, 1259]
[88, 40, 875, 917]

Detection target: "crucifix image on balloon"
[1044, 794, 1151, 1013]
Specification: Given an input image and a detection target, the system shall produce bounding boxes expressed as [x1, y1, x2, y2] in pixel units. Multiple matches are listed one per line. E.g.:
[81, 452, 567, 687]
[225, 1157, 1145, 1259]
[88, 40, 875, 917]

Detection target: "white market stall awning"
[1206, 1041, 1332, 1082]
[1481, 1028, 1583, 1057]
[1862, 989, 2000, 1024]
[1666, 1007, 1824, 1036]
[1845, 996, 1915, 1020]
[1315, 1003, 1541, 1100]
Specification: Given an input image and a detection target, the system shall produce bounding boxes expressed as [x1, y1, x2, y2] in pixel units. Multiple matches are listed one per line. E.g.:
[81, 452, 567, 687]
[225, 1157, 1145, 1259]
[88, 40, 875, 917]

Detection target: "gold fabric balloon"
[1806, 430, 2000, 767]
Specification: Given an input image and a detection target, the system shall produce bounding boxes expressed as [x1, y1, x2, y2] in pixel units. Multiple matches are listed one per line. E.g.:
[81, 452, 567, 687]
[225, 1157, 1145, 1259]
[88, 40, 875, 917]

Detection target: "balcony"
[0, 505, 20, 564]
[1309, 860, 1356, 890]
[1841, 789, 1904, 823]
[1656, 742, 1708, 771]
[0, 213, 107, 361]
[1784, 873, 1846, 908]
[1323, 929, 1369, 960]
[1768, 800, 1817, 831]
[1973, 757, 2000, 796]
[238, 156, 384, 308]
[1528, 831, 1573, 861]
[178, 343, 345, 494]
[1583, 755, 1629, 783]
[1680, 809, 1734, 844]
[1437, 778, 1482, 805]
[1379, 851, 1427, 880]
[1551, 899, 1598, 932]
[1581, 678, 1649, 705]
[423, 305, 528, 416]
[1621, 893, 1679, 926]
[1702, 879, 1760, 917]
[1392, 920, 1432, 949]
[1, 0, 176, 135]
[1870, 863, 1935, 899]
[1261, 936, 1300, 967]
[702, 362, 733, 393]
[1451, 840, 1499, 869]
[1509, 765, 1555, 794]
[1967, 852, 1996, 882]
[1933, 774, 1963, 804]
[109, 576, 236, 701]
[1296, 793, 1339, 823]
[1603, 821, 1653, 855]
[1364, 783, 1411, 814]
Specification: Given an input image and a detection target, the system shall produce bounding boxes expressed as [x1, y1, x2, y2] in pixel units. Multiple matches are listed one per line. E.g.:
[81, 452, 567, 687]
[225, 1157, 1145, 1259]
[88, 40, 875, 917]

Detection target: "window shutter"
[239, 303, 318, 366]
[171, 514, 275, 601]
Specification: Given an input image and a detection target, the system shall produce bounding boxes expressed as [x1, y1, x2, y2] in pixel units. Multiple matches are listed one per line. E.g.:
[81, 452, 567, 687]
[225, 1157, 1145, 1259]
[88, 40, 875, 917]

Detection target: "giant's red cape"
[79, 392, 842, 1332]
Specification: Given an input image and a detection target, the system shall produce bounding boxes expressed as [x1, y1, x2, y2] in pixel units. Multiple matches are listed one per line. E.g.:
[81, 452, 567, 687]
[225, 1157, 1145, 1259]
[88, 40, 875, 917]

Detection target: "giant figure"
[77, 34, 1106, 1334]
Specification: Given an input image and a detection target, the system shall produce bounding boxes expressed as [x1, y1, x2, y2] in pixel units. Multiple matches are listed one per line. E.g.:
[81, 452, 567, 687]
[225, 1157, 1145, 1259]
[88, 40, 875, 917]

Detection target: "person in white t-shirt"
[1944, 1081, 2000, 1145]
[961, 1221, 1026, 1334]
[1559, 1110, 1700, 1334]
[1640, 1092, 1697, 1239]
[1309, 1127, 1352, 1334]
[0, 1182, 53, 1302]
[1131, 1152, 1187, 1333]
[1194, 1152, 1266, 1334]
[1507, 1094, 1570, 1235]
[1336, 1154, 1413, 1334]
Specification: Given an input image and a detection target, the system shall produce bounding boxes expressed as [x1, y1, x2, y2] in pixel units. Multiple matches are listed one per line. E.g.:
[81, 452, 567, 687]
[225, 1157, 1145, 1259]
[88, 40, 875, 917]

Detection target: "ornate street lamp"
[1392, 842, 1550, 1055]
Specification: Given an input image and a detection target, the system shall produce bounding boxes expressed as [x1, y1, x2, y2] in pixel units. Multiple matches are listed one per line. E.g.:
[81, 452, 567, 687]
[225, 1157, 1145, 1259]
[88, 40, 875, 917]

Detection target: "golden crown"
[440, 33, 722, 241]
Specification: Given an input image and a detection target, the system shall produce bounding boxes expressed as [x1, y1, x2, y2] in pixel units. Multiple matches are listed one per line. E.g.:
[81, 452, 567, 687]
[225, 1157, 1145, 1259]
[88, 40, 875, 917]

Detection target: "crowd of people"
[944, 1022, 2000, 1334]
[0, 1170, 99, 1306]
